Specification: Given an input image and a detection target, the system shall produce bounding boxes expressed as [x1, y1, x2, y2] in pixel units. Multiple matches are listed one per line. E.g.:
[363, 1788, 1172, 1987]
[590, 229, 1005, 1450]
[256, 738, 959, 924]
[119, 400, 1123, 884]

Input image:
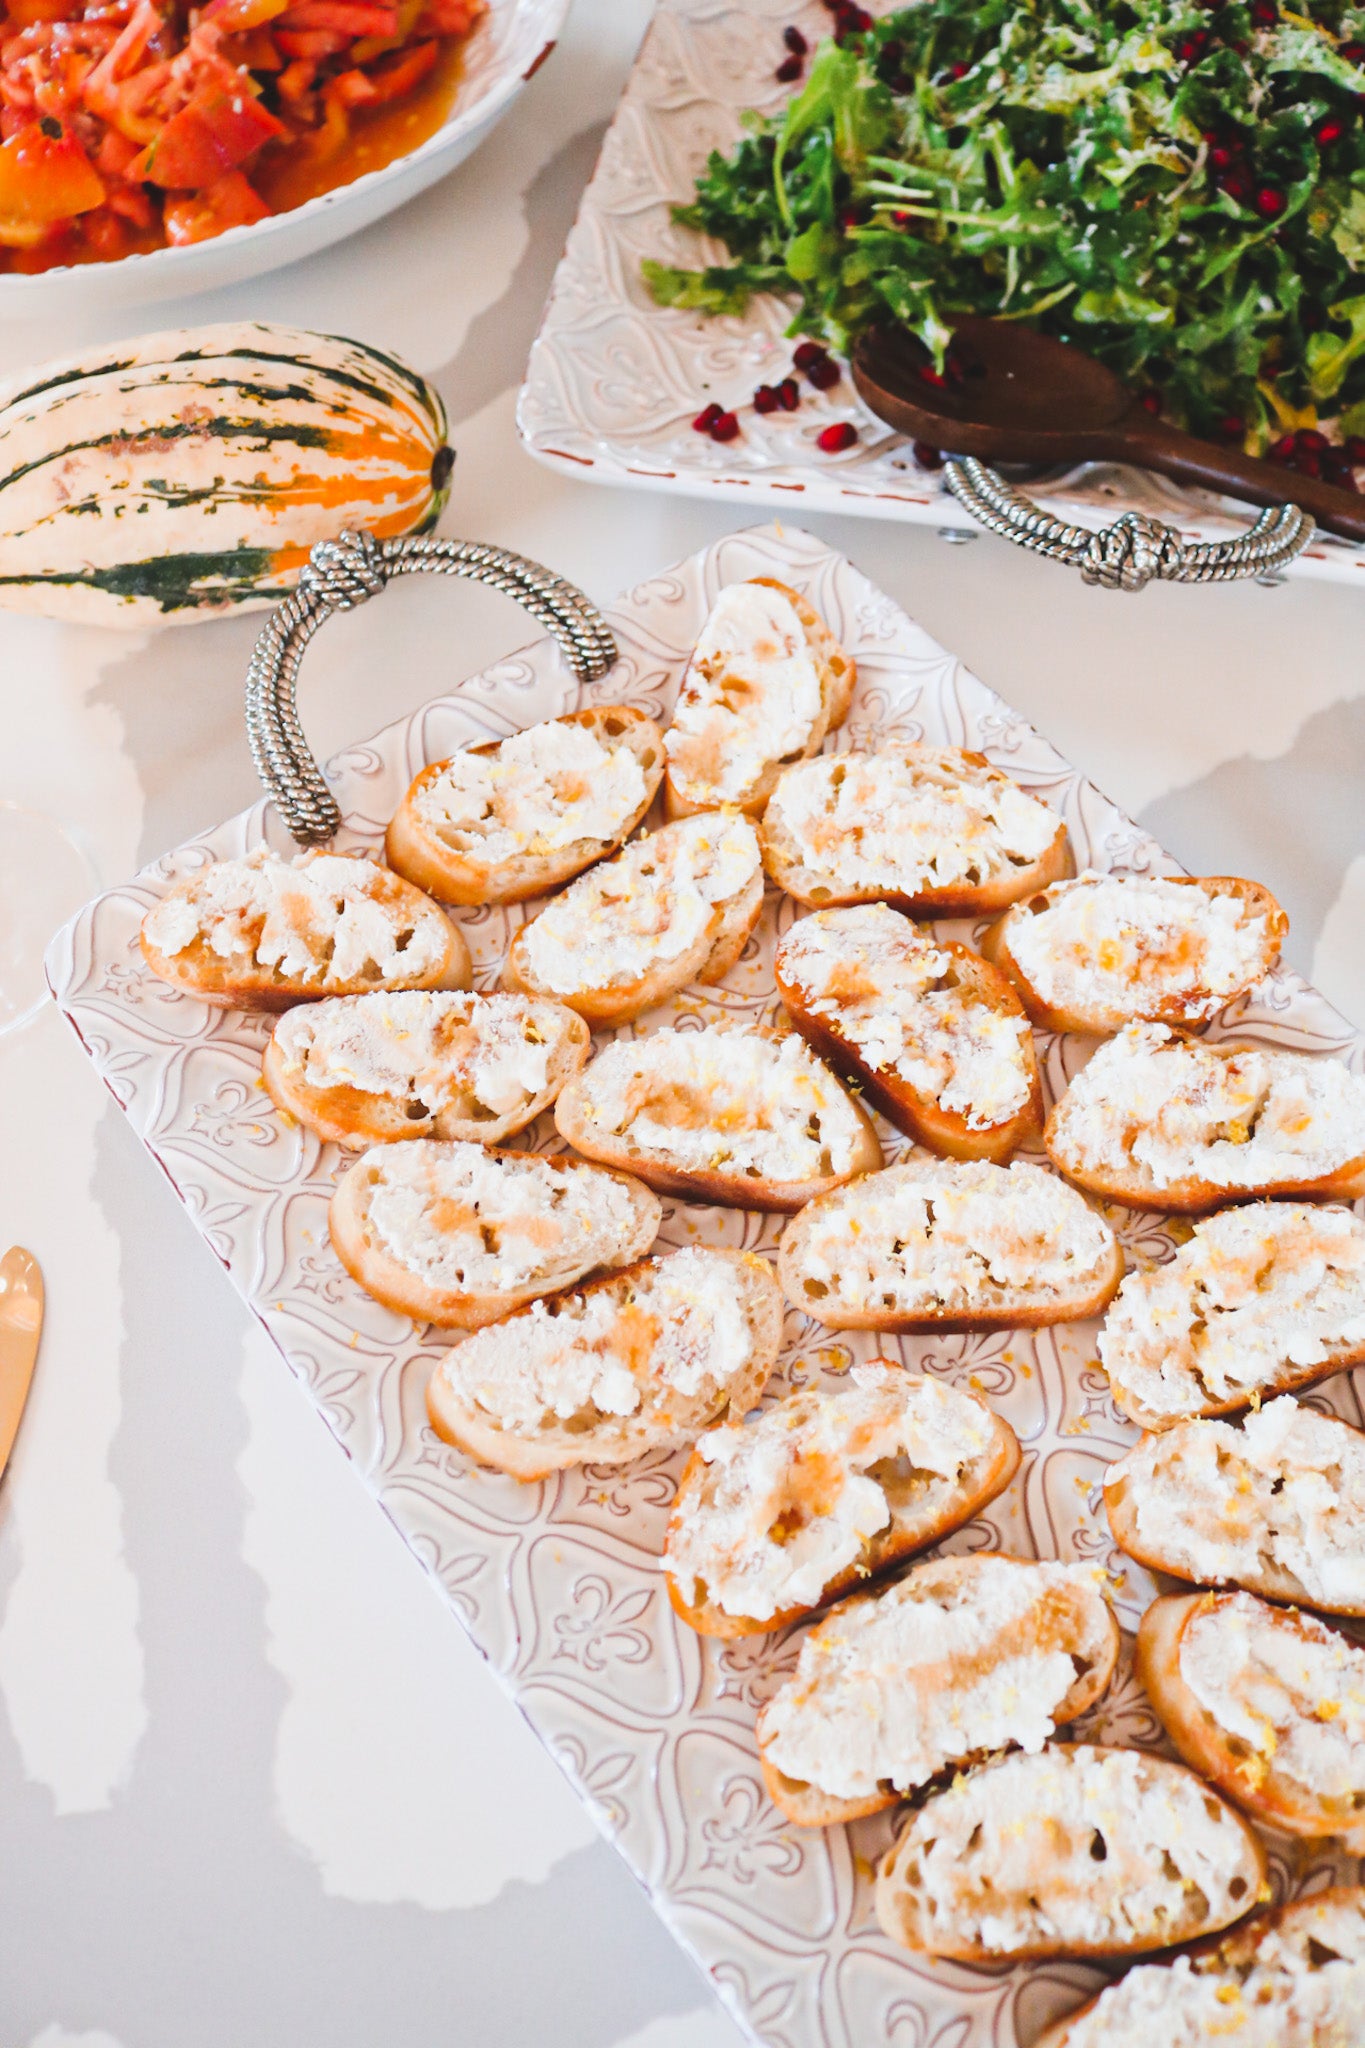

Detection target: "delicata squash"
[0, 324, 452, 626]
[141, 847, 469, 1012]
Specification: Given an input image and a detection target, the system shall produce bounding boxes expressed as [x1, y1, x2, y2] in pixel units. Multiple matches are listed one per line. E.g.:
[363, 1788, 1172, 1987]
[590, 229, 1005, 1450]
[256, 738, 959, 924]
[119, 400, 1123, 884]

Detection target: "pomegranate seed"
[753, 383, 780, 414]
[1295, 429, 1328, 453]
[1345, 435, 1365, 463]
[1341, 39, 1365, 60]
[1328, 462, 1360, 493]
[879, 37, 904, 67]
[783, 24, 807, 53]
[844, 4, 873, 27]
[710, 410, 740, 442]
[918, 363, 946, 388]
[817, 421, 858, 453]
[1255, 186, 1286, 218]
[1250, 0, 1275, 20]
[840, 206, 866, 230]
[777, 377, 801, 410]
[1140, 391, 1162, 414]
[1221, 170, 1250, 204]
[1297, 449, 1322, 478]
[1323, 448, 1355, 481]
[806, 355, 842, 389]
[892, 209, 914, 226]
[912, 441, 944, 469]
[1217, 415, 1245, 441]
[776, 53, 803, 81]
[1317, 118, 1345, 145]
[1268, 433, 1296, 462]
[1208, 144, 1234, 170]
[692, 403, 722, 433]
[1231, 37, 1249, 53]
[793, 340, 828, 371]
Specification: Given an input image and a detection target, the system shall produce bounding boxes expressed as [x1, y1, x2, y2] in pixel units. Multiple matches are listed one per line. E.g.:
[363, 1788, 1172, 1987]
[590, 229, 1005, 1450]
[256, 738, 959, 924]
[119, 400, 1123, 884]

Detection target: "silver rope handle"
[244, 529, 620, 845]
[943, 457, 1314, 591]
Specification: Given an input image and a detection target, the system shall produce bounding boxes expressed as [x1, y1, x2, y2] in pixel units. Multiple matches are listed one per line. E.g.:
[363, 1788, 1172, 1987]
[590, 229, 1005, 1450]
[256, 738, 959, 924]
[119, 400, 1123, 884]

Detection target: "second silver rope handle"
[943, 457, 1314, 591]
[244, 530, 619, 845]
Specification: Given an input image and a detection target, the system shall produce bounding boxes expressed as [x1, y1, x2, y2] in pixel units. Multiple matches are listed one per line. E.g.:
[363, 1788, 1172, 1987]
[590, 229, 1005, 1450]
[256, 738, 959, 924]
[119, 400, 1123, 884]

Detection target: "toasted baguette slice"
[1034, 1885, 1365, 2048]
[875, 1742, 1266, 1963]
[663, 579, 854, 817]
[1104, 1396, 1365, 1617]
[1047, 1020, 1365, 1213]
[384, 705, 665, 907]
[983, 871, 1287, 1035]
[502, 810, 764, 1028]
[777, 1158, 1122, 1333]
[1137, 1590, 1365, 1849]
[554, 1021, 881, 1213]
[263, 991, 590, 1148]
[663, 1361, 1020, 1638]
[756, 1553, 1118, 1826]
[774, 903, 1041, 1162]
[425, 1247, 782, 1480]
[758, 742, 1071, 916]
[329, 1139, 660, 1330]
[1097, 1201, 1365, 1430]
[140, 846, 469, 1012]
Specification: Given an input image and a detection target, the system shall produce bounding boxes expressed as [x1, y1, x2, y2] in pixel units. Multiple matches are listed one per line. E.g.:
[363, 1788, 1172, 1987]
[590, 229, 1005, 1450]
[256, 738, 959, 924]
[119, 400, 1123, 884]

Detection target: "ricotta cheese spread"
[893, 1746, 1253, 1955]
[273, 991, 560, 1120]
[1053, 1918, 1365, 2047]
[412, 715, 649, 862]
[569, 1024, 866, 1184]
[665, 582, 824, 804]
[431, 1247, 754, 1434]
[765, 744, 1060, 897]
[1111, 1398, 1365, 1612]
[1098, 1201, 1365, 1422]
[516, 811, 760, 995]
[664, 1363, 997, 1623]
[1005, 871, 1271, 1023]
[761, 1556, 1107, 1799]
[777, 903, 1032, 1129]
[144, 847, 449, 984]
[1049, 1021, 1365, 1192]
[1178, 1591, 1365, 1811]
[791, 1158, 1116, 1317]
[358, 1140, 647, 1294]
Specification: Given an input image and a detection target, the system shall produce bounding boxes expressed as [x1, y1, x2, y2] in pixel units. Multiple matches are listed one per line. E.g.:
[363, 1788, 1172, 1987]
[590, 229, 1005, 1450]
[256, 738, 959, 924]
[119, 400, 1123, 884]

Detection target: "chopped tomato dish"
[0, 0, 484, 268]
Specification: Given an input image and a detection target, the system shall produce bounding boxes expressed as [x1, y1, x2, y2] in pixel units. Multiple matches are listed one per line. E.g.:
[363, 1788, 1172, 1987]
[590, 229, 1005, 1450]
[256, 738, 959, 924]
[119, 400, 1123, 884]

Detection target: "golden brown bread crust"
[1136, 1591, 1365, 1847]
[1103, 1410, 1365, 1616]
[261, 996, 590, 1148]
[384, 705, 665, 907]
[776, 1164, 1124, 1334]
[1032, 1885, 1365, 2047]
[139, 853, 470, 1013]
[775, 933, 1043, 1163]
[328, 1146, 661, 1330]
[553, 1025, 883, 1215]
[984, 874, 1288, 1035]
[663, 578, 856, 819]
[759, 743, 1073, 917]
[501, 822, 766, 1029]
[664, 1395, 1021, 1639]
[424, 1249, 783, 1481]
[754, 1555, 1121, 1826]
[874, 1742, 1268, 1963]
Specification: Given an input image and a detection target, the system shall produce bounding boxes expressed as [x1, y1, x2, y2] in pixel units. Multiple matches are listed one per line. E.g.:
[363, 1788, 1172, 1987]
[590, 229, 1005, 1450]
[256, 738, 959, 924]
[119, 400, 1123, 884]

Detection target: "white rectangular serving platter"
[518, 0, 1365, 591]
[48, 521, 1363, 2048]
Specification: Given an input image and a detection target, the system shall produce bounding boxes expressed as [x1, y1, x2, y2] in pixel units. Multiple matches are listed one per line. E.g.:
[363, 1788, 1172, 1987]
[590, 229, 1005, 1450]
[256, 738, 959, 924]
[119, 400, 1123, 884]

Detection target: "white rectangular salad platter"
[517, 0, 1365, 591]
[46, 522, 1363, 2048]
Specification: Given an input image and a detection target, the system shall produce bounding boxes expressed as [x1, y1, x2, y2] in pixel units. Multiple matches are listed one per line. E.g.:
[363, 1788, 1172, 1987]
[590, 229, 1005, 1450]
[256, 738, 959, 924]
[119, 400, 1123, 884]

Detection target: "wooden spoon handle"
[1102, 414, 1365, 544]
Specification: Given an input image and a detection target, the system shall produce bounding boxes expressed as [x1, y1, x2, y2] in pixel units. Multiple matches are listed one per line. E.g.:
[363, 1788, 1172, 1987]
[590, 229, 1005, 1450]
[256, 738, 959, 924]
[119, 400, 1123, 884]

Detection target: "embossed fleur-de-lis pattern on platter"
[47, 524, 1364, 2048]
[517, 0, 1364, 589]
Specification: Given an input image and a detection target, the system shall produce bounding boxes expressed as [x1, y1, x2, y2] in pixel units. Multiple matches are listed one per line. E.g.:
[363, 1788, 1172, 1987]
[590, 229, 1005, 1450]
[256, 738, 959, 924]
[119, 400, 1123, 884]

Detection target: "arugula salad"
[644, 0, 1365, 454]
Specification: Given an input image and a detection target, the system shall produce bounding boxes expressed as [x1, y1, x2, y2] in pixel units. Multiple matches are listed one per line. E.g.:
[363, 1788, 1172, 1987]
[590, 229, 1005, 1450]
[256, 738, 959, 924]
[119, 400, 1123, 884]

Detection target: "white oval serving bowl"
[0, 0, 567, 318]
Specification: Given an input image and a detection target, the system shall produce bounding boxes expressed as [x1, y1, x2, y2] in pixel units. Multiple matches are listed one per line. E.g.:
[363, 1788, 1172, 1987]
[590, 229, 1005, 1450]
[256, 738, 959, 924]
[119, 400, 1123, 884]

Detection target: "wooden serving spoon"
[851, 317, 1365, 544]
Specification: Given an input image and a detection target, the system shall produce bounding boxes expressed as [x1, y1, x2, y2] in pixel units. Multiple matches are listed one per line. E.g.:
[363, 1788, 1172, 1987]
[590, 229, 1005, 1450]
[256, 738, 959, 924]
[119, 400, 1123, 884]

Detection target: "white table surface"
[1, 5, 1364, 2043]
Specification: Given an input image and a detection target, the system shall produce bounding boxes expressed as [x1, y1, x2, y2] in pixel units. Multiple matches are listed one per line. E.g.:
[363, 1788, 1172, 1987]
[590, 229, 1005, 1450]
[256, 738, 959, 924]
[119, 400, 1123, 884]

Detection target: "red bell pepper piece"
[162, 167, 268, 242]
[0, 119, 105, 226]
[360, 37, 437, 100]
[133, 87, 283, 189]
